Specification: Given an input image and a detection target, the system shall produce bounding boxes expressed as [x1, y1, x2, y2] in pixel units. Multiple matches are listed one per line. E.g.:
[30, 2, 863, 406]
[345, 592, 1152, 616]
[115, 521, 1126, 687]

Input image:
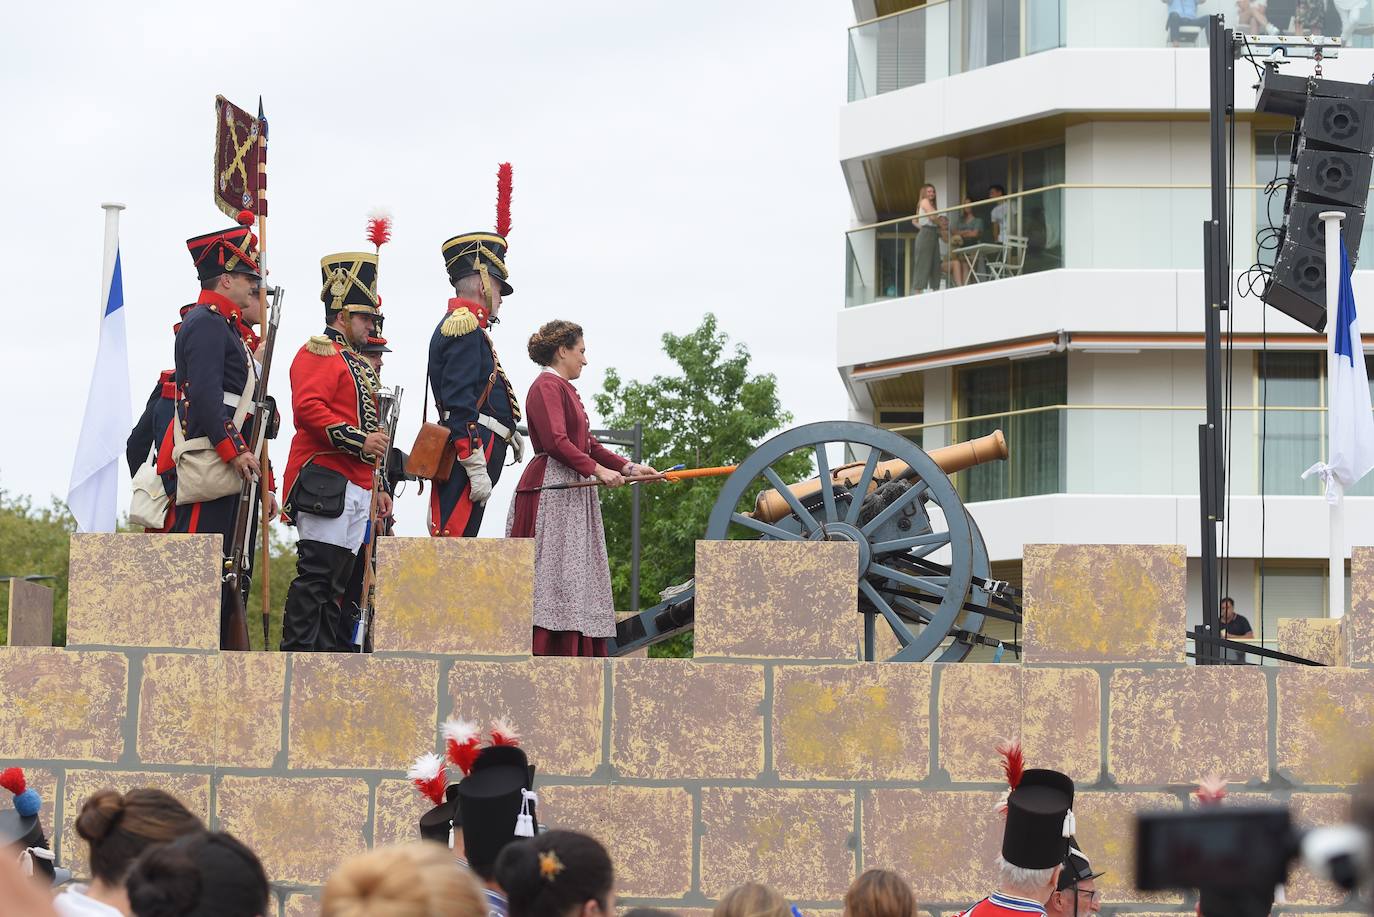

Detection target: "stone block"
[937, 666, 1100, 784]
[61, 770, 211, 879]
[1347, 546, 1374, 665]
[1023, 544, 1186, 663]
[374, 778, 431, 849]
[137, 653, 285, 768]
[694, 540, 857, 660]
[1074, 792, 1183, 905]
[699, 787, 854, 901]
[448, 658, 604, 777]
[0, 648, 127, 761]
[611, 659, 763, 779]
[288, 655, 438, 771]
[1277, 668, 1374, 784]
[216, 776, 368, 886]
[1108, 668, 1267, 785]
[66, 533, 221, 650]
[862, 790, 1001, 905]
[1278, 618, 1346, 667]
[1286, 793, 1351, 906]
[7, 578, 53, 646]
[539, 785, 692, 898]
[373, 537, 532, 655]
[773, 664, 930, 781]
[282, 893, 320, 917]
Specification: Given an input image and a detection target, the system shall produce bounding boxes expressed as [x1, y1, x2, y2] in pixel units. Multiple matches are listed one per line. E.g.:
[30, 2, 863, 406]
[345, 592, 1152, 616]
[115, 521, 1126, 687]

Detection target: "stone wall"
[3, 535, 1373, 917]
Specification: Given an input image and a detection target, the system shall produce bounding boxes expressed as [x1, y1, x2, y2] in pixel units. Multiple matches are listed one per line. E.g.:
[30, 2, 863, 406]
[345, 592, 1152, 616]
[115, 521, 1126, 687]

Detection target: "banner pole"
[1321, 210, 1345, 619]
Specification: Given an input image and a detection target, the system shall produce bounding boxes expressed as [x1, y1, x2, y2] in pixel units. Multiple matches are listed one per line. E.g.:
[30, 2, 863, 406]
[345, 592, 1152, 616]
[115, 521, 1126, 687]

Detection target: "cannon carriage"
[609, 421, 1023, 661]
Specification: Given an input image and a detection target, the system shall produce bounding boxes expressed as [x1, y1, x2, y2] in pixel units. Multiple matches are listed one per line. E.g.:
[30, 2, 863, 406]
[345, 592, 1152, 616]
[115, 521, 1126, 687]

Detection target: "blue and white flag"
[67, 212, 132, 532]
[1304, 237, 1374, 504]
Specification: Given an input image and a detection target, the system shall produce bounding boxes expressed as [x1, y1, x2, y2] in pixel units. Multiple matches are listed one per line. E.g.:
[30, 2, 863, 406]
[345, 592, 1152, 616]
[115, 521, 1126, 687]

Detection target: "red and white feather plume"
[495, 163, 513, 239]
[995, 740, 1025, 814]
[366, 208, 393, 252]
[489, 717, 520, 747]
[1194, 774, 1229, 806]
[444, 718, 483, 776]
[408, 752, 448, 806]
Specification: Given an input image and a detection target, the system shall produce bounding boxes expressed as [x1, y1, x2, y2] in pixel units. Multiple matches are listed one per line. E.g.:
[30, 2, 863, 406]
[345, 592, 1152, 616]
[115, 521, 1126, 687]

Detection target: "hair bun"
[126, 844, 202, 917]
[75, 788, 126, 843]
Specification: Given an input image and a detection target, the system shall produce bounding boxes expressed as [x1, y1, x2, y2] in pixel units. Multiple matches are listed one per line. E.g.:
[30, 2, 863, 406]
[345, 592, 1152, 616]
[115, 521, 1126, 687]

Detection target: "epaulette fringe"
[306, 334, 335, 356]
[441, 307, 479, 337]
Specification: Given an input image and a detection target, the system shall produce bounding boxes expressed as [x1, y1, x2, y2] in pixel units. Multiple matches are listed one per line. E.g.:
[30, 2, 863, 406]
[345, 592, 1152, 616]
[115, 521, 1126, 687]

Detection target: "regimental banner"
[213, 95, 265, 219]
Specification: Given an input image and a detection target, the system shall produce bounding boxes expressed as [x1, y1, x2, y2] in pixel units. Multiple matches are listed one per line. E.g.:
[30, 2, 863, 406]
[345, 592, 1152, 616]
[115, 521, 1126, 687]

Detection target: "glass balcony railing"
[845, 184, 1374, 307]
[888, 405, 1374, 502]
[847, 0, 1374, 102]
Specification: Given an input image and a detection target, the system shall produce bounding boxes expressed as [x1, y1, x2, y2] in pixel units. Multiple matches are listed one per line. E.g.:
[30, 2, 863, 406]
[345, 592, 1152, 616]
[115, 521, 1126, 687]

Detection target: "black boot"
[316, 545, 361, 652]
[280, 540, 335, 651]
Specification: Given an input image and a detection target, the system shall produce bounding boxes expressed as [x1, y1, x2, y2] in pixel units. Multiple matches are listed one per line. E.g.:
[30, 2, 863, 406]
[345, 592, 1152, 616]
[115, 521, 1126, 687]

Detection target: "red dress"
[508, 370, 631, 657]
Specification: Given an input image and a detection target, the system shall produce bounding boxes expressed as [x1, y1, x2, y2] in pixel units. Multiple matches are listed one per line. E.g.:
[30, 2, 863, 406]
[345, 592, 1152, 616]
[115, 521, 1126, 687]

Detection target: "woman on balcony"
[911, 183, 947, 294]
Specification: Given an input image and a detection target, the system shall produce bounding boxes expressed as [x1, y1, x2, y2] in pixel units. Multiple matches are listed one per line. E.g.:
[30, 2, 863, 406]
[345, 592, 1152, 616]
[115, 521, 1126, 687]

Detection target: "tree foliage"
[0, 492, 74, 645]
[593, 314, 811, 656]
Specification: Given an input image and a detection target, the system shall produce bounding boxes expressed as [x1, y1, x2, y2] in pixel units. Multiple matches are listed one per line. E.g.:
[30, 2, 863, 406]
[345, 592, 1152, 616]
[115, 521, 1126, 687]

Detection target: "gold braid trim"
[306, 334, 335, 356]
[441, 307, 479, 337]
[444, 242, 508, 279]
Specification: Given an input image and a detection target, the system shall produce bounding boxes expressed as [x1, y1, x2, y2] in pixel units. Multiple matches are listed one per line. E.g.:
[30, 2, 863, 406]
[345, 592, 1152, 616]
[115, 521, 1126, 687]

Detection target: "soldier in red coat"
[279, 249, 390, 651]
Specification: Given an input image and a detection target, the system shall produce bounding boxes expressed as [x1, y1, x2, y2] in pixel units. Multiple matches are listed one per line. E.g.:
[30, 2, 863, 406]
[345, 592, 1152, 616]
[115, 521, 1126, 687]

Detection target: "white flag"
[67, 216, 132, 533]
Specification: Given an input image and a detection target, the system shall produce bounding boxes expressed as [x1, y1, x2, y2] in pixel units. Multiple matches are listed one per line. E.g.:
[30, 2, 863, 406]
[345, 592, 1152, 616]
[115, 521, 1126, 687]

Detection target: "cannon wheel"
[704, 421, 982, 662]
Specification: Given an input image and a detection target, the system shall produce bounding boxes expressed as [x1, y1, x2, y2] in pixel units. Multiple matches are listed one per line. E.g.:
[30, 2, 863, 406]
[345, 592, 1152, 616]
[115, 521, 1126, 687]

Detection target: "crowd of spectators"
[1166, 0, 1371, 45]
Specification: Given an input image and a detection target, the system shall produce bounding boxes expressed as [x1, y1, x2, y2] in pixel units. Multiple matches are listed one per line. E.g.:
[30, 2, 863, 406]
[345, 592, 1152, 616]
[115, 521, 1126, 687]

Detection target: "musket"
[354, 384, 403, 651]
[223, 284, 284, 651]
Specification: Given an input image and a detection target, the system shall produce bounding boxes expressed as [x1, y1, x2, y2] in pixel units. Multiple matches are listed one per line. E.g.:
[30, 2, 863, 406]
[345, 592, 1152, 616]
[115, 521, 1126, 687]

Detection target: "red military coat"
[281, 327, 381, 520]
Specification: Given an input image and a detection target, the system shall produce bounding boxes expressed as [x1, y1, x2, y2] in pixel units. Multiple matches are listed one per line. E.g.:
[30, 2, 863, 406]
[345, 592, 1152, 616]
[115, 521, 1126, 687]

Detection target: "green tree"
[0, 492, 74, 645]
[593, 314, 810, 656]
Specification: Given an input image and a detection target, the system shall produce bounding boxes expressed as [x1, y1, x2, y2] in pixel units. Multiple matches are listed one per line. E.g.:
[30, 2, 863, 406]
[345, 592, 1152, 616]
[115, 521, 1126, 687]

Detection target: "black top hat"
[1057, 836, 1105, 889]
[186, 210, 261, 283]
[1002, 768, 1075, 870]
[442, 232, 513, 296]
[419, 783, 462, 845]
[457, 744, 535, 877]
[0, 768, 67, 885]
[320, 252, 381, 316]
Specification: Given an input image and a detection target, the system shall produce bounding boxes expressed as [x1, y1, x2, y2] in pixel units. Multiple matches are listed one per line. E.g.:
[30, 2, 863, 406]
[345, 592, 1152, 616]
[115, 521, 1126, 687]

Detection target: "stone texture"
[374, 778, 433, 849]
[1109, 668, 1267, 785]
[1023, 544, 1186, 663]
[1286, 793, 1352, 906]
[288, 654, 438, 771]
[862, 790, 1001, 905]
[937, 666, 1100, 784]
[0, 648, 126, 761]
[66, 533, 221, 649]
[448, 658, 604, 776]
[539, 785, 692, 898]
[137, 653, 285, 768]
[612, 659, 763, 779]
[773, 664, 931, 781]
[61, 770, 211, 879]
[1074, 792, 1183, 905]
[694, 540, 858, 659]
[7, 578, 53, 646]
[1347, 546, 1374, 665]
[216, 776, 368, 886]
[282, 894, 320, 917]
[699, 787, 854, 901]
[1277, 668, 1374, 784]
[373, 537, 533, 655]
[1278, 618, 1346, 667]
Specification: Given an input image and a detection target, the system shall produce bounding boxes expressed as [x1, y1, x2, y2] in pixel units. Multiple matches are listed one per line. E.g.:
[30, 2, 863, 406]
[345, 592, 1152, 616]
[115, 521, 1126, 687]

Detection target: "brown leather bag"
[407, 421, 456, 482]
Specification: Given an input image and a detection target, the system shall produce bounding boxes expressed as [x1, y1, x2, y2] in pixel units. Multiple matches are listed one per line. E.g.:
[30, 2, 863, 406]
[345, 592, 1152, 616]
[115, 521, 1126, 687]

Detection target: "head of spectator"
[843, 869, 916, 917]
[713, 882, 790, 917]
[495, 830, 614, 917]
[1044, 839, 1104, 917]
[1220, 596, 1235, 623]
[988, 183, 1006, 199]
[64, 787, 205, 915]
[321, 842, 487, 917]
[920, 184, 938, 208]
[126, 831, 269, 917]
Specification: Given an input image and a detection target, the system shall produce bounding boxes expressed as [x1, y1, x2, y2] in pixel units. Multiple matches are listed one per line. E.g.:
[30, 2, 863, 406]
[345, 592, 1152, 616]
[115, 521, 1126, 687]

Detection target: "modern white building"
[835, 0, 1374, 652]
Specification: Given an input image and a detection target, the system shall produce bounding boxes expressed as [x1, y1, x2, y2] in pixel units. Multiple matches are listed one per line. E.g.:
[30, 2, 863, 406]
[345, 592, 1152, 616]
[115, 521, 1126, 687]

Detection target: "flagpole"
[1321, 210, 1346, 618]
[256, 98, 272, 646]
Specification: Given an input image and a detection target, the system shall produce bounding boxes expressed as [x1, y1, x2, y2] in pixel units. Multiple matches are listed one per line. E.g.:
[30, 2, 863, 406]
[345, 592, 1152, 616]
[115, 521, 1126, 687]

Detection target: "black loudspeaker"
[1284, 200, 1364, 262]
[1263, 238, 1329, 332]
[1257, 65, 1374, 118]
[1292, 143, 1373, 206]
[1302, 97, 1374, 152]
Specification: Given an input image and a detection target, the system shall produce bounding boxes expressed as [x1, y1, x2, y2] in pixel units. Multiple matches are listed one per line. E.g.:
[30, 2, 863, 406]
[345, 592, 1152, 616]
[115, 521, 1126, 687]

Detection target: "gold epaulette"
[441, 307, 479, 337]
[306, 334, 335, 356]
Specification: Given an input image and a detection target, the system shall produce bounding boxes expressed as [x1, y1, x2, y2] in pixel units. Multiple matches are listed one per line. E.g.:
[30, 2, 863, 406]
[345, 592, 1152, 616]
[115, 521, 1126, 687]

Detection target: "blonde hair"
[713, 882, 790, 917]
[322, 843, 487, 917]
[844, 869, 917, 917]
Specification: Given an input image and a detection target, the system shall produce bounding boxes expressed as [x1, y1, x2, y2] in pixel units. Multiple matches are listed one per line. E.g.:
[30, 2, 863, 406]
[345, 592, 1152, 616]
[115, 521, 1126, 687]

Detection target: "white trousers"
[296, 480, 371, 551]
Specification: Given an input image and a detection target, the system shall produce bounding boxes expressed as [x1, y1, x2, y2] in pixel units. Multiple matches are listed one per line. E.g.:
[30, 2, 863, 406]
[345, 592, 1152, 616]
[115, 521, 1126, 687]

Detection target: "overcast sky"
[2, 1, 854, 537]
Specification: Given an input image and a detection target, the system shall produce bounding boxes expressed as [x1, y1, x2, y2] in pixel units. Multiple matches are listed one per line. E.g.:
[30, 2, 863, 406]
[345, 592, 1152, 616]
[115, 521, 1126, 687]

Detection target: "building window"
[1258, 351, 1323, 497]
[955, 353, 1065, 501]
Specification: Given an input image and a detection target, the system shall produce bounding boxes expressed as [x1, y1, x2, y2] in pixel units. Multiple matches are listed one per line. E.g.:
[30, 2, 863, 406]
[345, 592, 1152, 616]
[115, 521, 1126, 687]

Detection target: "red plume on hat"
[366, 208, 393, 252]
[995, 740, 1024, 814]
[408, 753, 447, 806]
[1194, 774, 1229, 806]
[495, 163, 512, 239]
[489, 717, 520, 747]
[444, 719, 482, 776]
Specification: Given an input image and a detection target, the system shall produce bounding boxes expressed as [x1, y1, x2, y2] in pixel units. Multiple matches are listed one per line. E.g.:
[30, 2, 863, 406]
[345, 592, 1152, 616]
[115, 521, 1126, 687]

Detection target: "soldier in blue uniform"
[428, 232, 524, 537]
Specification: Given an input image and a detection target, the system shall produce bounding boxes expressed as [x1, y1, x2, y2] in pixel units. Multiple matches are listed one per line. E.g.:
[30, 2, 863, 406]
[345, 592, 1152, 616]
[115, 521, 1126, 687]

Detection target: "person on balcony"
[945, 197, 986, 286]
[1162, 0, 1209, 45]
[911, 184, 947, 294]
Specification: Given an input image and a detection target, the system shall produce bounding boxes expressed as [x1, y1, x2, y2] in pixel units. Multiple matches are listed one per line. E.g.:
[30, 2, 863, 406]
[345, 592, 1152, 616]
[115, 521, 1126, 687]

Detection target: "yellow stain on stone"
[1278, 669, 1374, 784]
[288, 655, 438, 770]
[1279, 618, 1345, 667]
[137, 654, 284, 768]
[0, 648, 126, 761]
[217, 776, 368, 886]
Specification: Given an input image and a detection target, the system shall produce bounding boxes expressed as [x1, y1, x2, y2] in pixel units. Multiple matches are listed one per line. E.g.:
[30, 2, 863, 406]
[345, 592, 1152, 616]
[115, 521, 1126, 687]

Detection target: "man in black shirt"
[1220, 596, 1254, 664]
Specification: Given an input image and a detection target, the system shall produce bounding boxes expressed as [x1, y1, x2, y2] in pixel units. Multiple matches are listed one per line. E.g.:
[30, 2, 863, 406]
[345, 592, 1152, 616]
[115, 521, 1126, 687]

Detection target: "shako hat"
[1057, 836, 1105, 890]
[996, 743, 1076, 871]
[442, 163, 514, 297]
[0, 767, 69, 885]
[186, 210, 261, 282]
[320, 210, 393, 318]
[360, 335, 391, 354]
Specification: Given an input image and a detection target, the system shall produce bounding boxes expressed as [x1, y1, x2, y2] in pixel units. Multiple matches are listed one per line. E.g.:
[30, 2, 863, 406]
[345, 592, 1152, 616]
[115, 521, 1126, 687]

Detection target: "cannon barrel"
[752, 430, 1007, 524]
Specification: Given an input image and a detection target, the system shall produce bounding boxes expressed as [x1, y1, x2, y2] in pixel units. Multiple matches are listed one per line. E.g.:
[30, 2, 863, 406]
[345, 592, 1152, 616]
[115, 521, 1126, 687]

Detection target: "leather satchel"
[406, 422, 456, 483]
[289, 462, 347, 518]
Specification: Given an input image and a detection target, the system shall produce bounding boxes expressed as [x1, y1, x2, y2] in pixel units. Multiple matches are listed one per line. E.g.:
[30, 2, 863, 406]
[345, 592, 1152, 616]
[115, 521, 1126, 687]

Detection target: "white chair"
[986, 234, 1028, 281]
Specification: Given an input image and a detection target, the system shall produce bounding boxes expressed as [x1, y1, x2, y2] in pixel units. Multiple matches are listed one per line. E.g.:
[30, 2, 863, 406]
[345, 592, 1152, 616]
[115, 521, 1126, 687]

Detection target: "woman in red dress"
[507, 321, 657, 656]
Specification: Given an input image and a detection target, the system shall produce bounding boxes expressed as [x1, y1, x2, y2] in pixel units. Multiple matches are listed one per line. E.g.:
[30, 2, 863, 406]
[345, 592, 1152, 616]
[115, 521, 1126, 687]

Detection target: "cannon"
[609, 421, 1022, 661]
